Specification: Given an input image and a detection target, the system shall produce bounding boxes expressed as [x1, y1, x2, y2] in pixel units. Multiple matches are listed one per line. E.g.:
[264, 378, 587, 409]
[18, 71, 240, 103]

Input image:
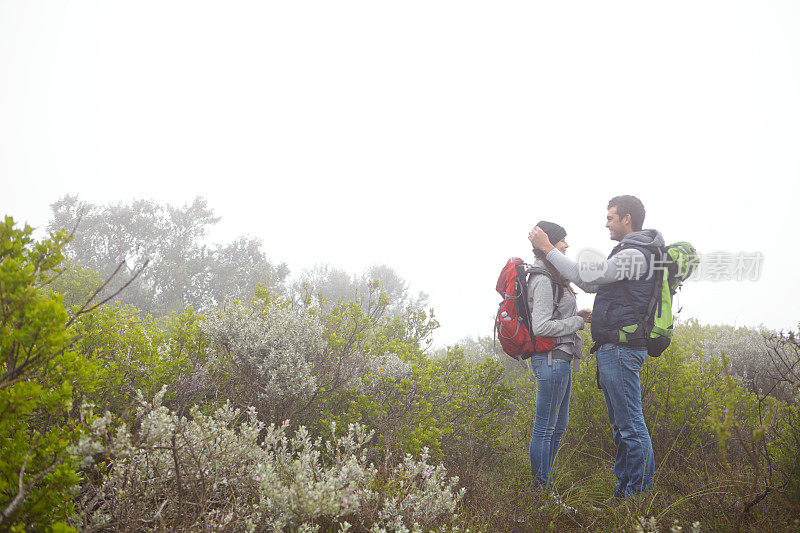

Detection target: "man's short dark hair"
[608, 195, 646, 231]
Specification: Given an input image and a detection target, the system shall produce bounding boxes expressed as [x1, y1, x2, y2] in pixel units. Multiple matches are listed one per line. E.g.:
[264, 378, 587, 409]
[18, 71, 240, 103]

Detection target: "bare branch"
[0, 448, 38, 525]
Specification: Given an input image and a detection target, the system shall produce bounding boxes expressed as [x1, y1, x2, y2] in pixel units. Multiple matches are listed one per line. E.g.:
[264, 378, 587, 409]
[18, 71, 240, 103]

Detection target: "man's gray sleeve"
[527, 275, 584, 337]
[545, 248, 648, 293]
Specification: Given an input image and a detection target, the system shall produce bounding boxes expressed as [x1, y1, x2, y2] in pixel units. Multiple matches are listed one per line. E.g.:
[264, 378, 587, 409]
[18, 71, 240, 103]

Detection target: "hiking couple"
[526, 194, 661, 500]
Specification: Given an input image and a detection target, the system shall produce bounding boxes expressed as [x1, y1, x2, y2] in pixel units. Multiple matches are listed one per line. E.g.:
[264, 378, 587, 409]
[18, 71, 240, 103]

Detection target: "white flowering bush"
[199, 294, 325, 421]
[633, 517, 701, 533]
[197, 292, 418, 426]
[372, 448, 465, 531]
[68, 401, 132, 469]
[362, 353, 412, 383]
[77, 387, 464, 532]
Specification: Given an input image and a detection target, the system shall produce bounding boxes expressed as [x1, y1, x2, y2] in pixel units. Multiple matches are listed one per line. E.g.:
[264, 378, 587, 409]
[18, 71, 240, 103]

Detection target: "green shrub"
[0, 217, 99, 531]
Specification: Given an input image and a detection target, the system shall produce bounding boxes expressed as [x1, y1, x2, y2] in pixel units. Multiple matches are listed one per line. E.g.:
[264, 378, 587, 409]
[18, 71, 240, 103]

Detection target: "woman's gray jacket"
[525, 257, 585, 362]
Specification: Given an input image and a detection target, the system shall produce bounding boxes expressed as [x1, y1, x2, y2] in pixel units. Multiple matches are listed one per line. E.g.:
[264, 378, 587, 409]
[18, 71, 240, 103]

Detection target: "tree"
[0, 217, 96, 530]
[291, 263, 428, 318]
[47, 196, 289, 316]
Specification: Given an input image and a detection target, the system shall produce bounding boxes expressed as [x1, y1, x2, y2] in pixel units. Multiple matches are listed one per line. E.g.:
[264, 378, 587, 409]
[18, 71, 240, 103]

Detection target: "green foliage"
[46, 260, 104, 311]
[7, 203, 800, 531]
[0, 217, 99, 531]
[475, 322, 800, 532]
[325, 343, 513, 468]
[641, 334, 746, 462]
[564, 324, 766, 466]
[68, 304, 210, 415]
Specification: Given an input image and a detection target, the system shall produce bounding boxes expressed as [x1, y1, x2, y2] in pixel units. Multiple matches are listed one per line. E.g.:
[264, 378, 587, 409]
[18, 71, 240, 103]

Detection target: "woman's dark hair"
[608, 195, 646, 231]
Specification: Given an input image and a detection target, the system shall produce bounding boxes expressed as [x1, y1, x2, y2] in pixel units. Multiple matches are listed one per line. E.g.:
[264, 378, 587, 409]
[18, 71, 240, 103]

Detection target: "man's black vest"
[591, 243, 654, 346]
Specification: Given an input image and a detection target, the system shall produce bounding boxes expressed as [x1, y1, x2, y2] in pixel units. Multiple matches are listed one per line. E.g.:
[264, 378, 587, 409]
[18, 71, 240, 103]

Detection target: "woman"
[526, 220, 591, 492]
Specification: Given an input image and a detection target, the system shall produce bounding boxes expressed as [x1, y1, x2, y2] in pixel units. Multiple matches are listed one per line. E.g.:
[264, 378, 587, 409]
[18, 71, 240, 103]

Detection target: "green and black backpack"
[644, 241, 699, 356]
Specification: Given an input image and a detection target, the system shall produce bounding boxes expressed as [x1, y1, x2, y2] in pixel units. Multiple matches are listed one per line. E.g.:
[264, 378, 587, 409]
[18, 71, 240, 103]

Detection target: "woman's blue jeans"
[596, 343, 655, 497]
[529, 355, 572, 489]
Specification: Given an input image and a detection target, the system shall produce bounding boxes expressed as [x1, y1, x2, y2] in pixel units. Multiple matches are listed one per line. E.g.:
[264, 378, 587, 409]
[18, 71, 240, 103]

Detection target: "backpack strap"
[614, 243, 661, 340]
[643, 247, 666, 324]
[523, 266, 563, 319]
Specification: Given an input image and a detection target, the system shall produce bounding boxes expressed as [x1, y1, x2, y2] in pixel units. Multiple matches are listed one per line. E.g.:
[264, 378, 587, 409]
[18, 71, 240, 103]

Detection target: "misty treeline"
[1, 198, 799, 532]
[48, 195, 428, 318]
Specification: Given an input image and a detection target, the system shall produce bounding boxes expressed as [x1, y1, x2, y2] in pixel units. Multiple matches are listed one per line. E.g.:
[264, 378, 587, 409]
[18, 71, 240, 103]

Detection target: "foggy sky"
[2, 1, 799, 346]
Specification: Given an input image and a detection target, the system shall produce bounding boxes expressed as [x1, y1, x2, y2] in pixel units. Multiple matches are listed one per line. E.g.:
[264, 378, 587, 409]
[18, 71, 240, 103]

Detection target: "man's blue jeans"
[529, 355, 572, 489]
[596, 343, 655, 496]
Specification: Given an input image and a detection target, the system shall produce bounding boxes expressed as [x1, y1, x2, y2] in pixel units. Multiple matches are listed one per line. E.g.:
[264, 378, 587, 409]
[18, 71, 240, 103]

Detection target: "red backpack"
[495, 257, 563, 360]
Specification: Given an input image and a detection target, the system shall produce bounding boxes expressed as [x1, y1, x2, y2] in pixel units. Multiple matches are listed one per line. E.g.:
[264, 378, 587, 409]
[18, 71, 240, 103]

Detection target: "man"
[529, 195, 664, 498]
